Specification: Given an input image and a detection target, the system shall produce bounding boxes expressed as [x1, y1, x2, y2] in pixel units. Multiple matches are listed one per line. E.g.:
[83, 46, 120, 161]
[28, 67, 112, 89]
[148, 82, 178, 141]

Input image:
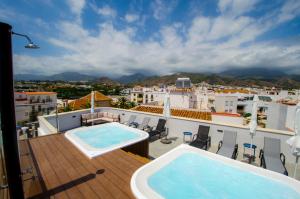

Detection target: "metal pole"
[294, 156, 299, 179]
[0, 22, 25, 199]
[55, 104, 59, 133]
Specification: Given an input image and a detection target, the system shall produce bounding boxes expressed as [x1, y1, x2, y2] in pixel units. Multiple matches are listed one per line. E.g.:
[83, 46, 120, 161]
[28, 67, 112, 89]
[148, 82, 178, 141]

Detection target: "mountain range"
[14, 68, 300, 89]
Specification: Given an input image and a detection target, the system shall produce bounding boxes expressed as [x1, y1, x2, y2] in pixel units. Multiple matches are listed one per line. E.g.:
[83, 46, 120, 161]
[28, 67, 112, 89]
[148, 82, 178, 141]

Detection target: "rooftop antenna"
[12, 31, 40, 49]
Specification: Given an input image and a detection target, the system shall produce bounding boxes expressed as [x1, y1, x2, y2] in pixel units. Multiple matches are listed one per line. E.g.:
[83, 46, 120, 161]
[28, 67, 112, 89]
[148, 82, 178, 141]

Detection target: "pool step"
[127, 152, 150, 164]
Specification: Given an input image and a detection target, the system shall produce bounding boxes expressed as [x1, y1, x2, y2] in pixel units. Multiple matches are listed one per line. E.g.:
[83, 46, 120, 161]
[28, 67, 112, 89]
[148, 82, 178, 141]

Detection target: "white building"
[214, 95, 238, 113]
[15, 92, 57, 123]
[169, 89, 197, 109]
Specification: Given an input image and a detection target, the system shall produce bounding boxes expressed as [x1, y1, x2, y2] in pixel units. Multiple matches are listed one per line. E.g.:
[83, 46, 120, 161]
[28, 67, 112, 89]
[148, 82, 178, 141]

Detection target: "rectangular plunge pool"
[65, 122, 149, 158]
[131, 145, 300, 199]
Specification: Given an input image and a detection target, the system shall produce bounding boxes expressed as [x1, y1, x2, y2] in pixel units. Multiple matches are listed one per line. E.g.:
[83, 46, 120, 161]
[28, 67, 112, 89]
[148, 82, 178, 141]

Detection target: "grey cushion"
[264, 156, 286, 174]
[222, 130, 237, 149]
[82, 113, 91, 120]
[124, 115, 137, 125]
[264, 137, 281, 157]
[138, 117, 150, 130]
[217, 146, 233, 158]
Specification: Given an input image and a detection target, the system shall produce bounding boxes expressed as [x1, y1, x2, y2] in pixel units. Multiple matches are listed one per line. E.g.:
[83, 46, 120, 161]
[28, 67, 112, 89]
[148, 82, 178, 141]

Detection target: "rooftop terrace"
[14, 106, 298, 198]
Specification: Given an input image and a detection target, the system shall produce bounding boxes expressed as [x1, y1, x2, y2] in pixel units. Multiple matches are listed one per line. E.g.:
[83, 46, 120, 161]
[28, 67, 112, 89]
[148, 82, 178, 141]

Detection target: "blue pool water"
[148, 153, 300, 199]
[74, 124, 140, 148]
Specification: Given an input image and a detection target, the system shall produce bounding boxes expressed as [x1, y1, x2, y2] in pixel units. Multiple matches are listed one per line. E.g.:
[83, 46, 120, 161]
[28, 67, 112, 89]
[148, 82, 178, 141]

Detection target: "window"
[25, 112, 28, 116]
[230, 101, 233, 106]
[225, 101, 228, 106]
[229, 109, 232, 113]
[225, 109, 228, 112]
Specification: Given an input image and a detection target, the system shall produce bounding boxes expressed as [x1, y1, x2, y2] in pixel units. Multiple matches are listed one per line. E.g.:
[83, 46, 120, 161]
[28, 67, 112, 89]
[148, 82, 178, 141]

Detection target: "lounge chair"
[131, 117, 151, 130]
[217, 130, 238, 159]
[148, 119, 166, 139]
[189, 125, 211, 150]
[259, 137, 288, 176]
[122, 115, 137, 126]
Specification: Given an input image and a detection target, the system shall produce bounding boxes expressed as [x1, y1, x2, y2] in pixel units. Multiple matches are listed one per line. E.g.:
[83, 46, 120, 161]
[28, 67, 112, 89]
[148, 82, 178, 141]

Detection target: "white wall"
[266, 103, 288, 130]
[212, 115, 243, 126]
[215, 95, 238, 113]
[286, 105, 297, 130]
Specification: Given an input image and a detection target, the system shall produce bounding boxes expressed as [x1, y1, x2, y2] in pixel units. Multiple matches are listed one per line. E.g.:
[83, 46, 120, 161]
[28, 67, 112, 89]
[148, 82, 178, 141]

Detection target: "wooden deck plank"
[19, 140, 43, 198]
[52, 135, 120, 199]
[30, 138, 72, 199]
[26, 134, 146, 199]
[42, 135, 101, 199]
[53, 135, 131, 199]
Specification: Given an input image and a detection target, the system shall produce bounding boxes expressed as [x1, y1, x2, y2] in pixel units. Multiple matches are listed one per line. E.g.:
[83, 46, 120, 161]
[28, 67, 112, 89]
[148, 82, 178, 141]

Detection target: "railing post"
[0, 22, 25, 199]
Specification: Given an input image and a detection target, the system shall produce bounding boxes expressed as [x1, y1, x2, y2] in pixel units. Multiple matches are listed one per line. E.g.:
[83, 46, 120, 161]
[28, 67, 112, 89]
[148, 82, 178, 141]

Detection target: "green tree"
[115, 97, 136, 109]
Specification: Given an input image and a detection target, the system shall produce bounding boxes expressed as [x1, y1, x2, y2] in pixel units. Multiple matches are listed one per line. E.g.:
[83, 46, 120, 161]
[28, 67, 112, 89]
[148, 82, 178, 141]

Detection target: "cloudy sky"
[1, 0, 300, 77]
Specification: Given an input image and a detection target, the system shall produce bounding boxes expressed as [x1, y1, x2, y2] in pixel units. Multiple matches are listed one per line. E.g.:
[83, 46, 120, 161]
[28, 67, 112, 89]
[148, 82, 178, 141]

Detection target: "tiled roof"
[215, 89, 256, 94]
[68, 91, 111, 110]
[15, 92, 57, 95]
[170, 88, 194, 92]
[131, 105, 211, 121]
[211, 112, 241, 117]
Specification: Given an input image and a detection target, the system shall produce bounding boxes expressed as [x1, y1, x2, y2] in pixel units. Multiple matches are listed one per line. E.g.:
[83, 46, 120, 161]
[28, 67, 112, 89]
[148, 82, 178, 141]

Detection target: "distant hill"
[221, 67, 287, 80]
[133, 71, 300, 89]
[14, 72, 97, 81]
[14, 68, 300, 89]
[14, 74, 47, 81]
[96, 77, 120, 86]
[115, 73, 148, 84]
[50, 72, 97, 81]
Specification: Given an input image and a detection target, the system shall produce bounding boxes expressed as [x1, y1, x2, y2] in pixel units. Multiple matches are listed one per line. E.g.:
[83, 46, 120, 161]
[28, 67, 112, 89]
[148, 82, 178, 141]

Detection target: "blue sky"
[1, 0, 300, 77]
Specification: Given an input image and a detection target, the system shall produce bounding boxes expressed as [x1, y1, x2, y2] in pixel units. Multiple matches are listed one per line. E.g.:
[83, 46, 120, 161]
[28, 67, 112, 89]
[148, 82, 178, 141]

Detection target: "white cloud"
[218, 0, 259, 17]
[67, 0, 85, 21]
[97, 5, 117, 18]
[12, 0, 300, 76]
[152, 0, 178, 20]
[125, 14, 139, 23]
[278, 0, 300, 23]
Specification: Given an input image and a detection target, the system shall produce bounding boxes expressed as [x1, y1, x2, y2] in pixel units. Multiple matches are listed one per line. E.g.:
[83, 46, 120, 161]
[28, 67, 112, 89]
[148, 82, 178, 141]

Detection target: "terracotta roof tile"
[16, 92, 56, 95]
[211, 112, 241, 117]
[215, 89, 256, 94]
[68, 91, 111, 110]
[131, 105, 211, 121]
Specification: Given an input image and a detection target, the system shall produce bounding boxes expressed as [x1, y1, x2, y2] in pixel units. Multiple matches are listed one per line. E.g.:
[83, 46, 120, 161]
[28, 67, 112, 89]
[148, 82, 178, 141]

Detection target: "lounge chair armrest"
[234, 144, 238, 159]
[142, 125, 150, 130]
[259, 149, 263, 158]
[280, 153, 286, 166]
[259, 149, 265, 167]
[192, 134, 198, 141]
[207, 136, 211, 148]
[218, 141, 223, 151]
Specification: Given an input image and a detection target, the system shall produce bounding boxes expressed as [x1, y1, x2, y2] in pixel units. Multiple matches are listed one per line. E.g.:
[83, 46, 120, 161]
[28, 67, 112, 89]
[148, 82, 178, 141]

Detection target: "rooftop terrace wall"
[38, 107, 296, 164]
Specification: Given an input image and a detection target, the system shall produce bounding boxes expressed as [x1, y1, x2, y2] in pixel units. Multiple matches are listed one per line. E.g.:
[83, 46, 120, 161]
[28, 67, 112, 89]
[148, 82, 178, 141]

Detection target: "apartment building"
[14, 92, 57, 123]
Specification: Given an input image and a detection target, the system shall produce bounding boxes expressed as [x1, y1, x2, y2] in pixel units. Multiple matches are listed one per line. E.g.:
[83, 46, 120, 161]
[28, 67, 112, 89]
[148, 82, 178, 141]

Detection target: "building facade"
[15, 92, 57, 124]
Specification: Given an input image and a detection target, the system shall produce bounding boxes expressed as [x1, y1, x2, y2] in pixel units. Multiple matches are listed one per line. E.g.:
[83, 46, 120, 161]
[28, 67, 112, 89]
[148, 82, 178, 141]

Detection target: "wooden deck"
[20, 134, 147, 199]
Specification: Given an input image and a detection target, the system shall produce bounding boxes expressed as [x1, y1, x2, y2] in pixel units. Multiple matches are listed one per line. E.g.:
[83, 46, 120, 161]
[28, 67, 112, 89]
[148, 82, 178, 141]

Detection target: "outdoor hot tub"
[65, 122, 149, 159]
[131, 144, 300, 199]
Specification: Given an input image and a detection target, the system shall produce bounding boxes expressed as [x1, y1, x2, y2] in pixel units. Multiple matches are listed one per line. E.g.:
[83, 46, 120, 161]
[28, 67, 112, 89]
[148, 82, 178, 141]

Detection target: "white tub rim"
[131, 144, 300, 199]
[65, 122, 149, 159]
